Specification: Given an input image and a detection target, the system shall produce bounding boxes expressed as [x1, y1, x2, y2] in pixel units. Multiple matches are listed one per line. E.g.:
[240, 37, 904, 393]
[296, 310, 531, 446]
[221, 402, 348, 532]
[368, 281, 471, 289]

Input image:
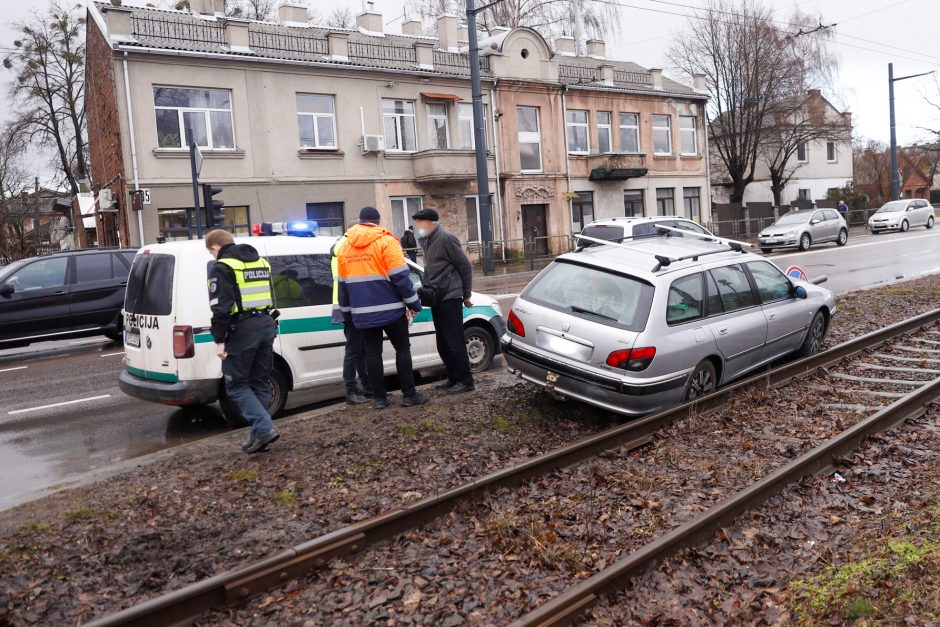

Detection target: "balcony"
[412, 149, 478, 183]
[587, 153, 648, 181]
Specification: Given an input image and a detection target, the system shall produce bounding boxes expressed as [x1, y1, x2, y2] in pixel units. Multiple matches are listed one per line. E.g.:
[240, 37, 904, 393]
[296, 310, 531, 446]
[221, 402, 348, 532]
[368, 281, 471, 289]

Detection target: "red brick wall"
[85, 14, 130, 248]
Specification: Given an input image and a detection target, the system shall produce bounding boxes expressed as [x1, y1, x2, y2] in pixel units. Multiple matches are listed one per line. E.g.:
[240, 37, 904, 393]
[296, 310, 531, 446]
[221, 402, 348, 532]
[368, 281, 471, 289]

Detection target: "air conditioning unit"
[98, 188, 114, 211]
[361, 134, 385, 153]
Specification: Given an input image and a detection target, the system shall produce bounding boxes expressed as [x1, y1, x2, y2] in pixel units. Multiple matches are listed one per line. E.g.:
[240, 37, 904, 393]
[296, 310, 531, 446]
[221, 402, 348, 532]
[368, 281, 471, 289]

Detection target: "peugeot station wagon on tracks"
[501, 233, 835, 416]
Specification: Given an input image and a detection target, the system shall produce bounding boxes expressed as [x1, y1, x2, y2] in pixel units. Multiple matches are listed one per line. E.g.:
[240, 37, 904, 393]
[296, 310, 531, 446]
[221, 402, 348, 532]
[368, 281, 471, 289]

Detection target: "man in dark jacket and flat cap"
[412, 207, 475, 393]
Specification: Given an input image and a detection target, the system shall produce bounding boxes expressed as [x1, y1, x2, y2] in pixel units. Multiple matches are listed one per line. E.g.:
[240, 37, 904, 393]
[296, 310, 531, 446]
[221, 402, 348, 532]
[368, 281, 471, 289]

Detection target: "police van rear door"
[122, 250, 178, 385]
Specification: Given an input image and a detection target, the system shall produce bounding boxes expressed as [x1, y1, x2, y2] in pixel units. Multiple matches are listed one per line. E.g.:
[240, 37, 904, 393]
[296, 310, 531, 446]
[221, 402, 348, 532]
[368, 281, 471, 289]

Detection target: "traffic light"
[202, 184, 224, 228]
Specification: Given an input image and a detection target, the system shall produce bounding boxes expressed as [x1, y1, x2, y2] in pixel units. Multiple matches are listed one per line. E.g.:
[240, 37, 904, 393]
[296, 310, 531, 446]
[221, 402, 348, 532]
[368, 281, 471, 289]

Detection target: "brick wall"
[85, 15, 130, 248]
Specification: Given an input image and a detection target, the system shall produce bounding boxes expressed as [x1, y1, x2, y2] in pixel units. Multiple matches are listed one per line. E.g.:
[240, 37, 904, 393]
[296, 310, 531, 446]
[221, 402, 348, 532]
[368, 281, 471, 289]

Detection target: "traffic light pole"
[467, 0, 503, 275]
[189, 140, 204, 239]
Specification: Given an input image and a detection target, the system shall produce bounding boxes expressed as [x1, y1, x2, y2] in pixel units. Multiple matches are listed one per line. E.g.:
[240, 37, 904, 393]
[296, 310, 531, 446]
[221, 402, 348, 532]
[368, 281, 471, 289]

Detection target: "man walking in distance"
[337, 207, 429, 409]
[400, 225, 418, 263]
[331, 230, 371, 405]
[412, 208, 475, 394]
[206, 229, 279, 453]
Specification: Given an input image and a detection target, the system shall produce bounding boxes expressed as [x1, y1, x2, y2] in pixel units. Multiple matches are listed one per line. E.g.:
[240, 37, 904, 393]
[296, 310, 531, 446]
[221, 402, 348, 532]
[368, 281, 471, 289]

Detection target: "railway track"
[88, 308, 940, 627]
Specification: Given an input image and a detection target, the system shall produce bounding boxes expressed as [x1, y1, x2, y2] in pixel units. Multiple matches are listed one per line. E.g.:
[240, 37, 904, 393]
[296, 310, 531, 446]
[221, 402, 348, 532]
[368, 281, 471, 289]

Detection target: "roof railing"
[573, 227, 748, 272]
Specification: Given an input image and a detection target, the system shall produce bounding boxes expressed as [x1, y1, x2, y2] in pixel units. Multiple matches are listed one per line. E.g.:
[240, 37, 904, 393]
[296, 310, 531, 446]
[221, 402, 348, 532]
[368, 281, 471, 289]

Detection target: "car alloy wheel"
[901, 220, 909, 232]
[799, 233, 811, 251]
[837, 229, 848, 246]
[928, 216, 935, 230]
[798, 311, 826, 357]
[684, 360, 716, 401]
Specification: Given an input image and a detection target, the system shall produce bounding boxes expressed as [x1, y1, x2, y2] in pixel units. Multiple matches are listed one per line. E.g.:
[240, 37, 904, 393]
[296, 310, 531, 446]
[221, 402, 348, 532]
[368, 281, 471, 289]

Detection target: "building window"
[153, 87, 235, 150]
[797, 188, 811, 201]
[458, 102, 487, 150]
[619, 113, 640, 153]
[566, 109, 589, 154]
[597, 111, 612, 154]
[679, 116, 698, 155]
[796, 142, 808, 162]
[517, 106, 542, 172]
[157, 206, 249, 241]
[624, 190, 644, 217]
[306, 201, 344, 237]
[826, 141, 836, 162]
[571, 192, 594, 233]
[652, 114, 672, 155]
[296, 94, 336, 149]
[656, 188, 675, 216]
[683, 187, 701, 221]
[427, 103, 450, 149]
[390, 196, 422, 236]
[465, 195, 480, 243]
[382, 99, 417, 152]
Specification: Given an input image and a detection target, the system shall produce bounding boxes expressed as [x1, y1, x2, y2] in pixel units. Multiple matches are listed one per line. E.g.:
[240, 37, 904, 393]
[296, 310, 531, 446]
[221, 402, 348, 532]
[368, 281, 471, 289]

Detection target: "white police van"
[118, 221, 506, 426]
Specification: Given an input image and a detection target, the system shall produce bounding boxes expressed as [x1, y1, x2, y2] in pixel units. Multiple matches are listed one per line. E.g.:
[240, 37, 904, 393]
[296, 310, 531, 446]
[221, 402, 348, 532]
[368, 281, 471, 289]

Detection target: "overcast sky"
[1, 0, 938, 186]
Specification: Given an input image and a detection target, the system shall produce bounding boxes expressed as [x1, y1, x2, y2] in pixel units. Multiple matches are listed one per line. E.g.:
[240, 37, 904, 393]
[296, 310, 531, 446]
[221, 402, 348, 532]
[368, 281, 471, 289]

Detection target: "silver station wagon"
[502, 236, 836, 416]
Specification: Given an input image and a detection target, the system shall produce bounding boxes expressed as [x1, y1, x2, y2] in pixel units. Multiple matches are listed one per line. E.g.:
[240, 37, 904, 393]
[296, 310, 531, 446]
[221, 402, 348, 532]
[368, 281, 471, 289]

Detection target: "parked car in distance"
[502, 236, 835, 417]
[758, 209, 848, 253]
[579, 216, 715, 244]
[867, 199, 935, 233]
[0, 248, 137, 348]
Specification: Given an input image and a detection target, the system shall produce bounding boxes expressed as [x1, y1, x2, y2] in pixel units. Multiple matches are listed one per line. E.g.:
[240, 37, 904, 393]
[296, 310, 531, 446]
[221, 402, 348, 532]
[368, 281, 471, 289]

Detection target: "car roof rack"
[652, 224, 753, 249]
[573, 230, 747, 272]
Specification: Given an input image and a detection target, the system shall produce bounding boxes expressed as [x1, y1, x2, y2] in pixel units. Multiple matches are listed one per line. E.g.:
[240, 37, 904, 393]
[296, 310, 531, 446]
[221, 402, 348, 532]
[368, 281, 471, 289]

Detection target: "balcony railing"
[348, 41, 417, 65]
[432, 50, 491, 73]
[248, 24, 329, 57]
[131, 13, 225, 46]
[613, 70, 651, 86]
[558, 64, 600, 83]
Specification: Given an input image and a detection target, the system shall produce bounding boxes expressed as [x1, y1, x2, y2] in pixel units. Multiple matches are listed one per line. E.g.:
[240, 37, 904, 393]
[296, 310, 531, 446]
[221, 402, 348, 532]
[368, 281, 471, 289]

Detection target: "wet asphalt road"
[1, 226, 938, 510]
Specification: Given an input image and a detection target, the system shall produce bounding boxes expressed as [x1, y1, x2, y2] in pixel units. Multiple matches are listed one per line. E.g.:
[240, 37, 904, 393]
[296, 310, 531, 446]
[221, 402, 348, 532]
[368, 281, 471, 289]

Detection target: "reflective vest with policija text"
[214, 257, 274, 314]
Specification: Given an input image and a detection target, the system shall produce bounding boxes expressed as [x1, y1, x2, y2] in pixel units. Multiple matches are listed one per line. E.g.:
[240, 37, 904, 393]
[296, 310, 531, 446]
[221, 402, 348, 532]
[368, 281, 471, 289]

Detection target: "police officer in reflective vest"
[206, 229, 280, 454]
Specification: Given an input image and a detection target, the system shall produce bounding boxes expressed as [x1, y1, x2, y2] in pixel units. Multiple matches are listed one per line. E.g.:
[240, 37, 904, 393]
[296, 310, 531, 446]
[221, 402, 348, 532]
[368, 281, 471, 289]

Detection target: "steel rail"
[87, 308, 940, 627]
[511, 372, 940, 627]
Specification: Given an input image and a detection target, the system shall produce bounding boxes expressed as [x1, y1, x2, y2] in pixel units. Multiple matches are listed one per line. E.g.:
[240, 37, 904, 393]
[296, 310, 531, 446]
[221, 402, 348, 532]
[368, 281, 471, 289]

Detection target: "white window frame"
[796, 142, 808, 163]
[153, 86, 235, 150]
[597, 111, 612, 154]
[683, 187, 701, 221]
[517, 106, 543, 173]
[566, 109, 590, 155]
[427, 102, 450, 150]
[465, 195, 482, 244]
[296, 93, 337, 149]
[826, 141, 836, 163]
[679, 116, 698, 155]
[390, 196, 423, 236]
[652, 114, 672, 156]
[382, 99, 417, 153]
[457, 102, 488, 150]
[619, 112, 640, 153]
[797, 188, 811, 201]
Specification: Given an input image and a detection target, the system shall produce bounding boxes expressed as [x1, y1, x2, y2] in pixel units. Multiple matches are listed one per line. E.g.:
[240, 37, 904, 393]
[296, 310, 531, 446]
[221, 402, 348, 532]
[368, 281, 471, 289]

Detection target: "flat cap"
[411, 208, 440, 222]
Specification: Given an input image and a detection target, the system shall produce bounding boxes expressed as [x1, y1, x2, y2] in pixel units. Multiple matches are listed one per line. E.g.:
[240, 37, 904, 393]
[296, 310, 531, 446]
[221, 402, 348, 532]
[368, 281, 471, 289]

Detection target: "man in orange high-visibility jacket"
[336, 207, 429, 410]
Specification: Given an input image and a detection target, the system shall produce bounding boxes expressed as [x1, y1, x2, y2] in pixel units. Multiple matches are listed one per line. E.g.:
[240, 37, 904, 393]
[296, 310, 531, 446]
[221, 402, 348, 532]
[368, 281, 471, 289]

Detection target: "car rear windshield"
[124, 253, 175, 316]
[579, 224, 624, 246]
[522, 260, 654, 332]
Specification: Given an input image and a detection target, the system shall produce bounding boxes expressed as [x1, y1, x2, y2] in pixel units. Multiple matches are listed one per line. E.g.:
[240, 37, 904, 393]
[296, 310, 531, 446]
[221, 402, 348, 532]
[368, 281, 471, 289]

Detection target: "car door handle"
[55, 290, 67, 295]
[717, 327, 729, 335]
[768, 313, 777, 320]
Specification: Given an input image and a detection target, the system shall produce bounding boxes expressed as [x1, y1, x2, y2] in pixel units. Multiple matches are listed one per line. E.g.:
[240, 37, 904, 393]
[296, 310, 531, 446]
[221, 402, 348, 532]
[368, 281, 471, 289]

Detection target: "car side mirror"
[0, 284, 13, 297]
[794, 285, 808, 299]
[810, 219, 820, 225]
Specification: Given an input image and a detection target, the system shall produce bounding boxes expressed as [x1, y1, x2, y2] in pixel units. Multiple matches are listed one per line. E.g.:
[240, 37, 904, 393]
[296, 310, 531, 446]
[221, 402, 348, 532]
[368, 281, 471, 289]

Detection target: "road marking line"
[8, 394, 112, 415]
[100, 352, 125, 358]
[0, 366, 27, 373]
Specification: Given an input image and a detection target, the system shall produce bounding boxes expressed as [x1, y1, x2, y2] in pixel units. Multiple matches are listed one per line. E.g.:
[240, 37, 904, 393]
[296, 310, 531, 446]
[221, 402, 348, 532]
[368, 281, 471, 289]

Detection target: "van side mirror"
[0, 284, 13, 297]
[794, 285, 808, 299]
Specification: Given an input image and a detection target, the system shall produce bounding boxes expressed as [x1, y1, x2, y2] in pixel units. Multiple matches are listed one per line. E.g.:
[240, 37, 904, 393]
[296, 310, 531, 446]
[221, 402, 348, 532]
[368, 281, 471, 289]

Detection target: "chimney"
[401, 19, 423, 36]
[101, 4, 132, 38]
[224, 17, 250, 50]
[692, 73, 706, 92]
[328, 31, 349, 61]
[414, 41, 433, 69]
[586, 39, 605, 58]
[649, 68, 663, 90]
[456, 23, 468, 43]
[278, 3, 308, 24]
[599, 64, 614, 86]
[488, 26, 510, 37]
[554, 36, 575, 55]
[356, 10, 383, 33]
[189, 0, 224, 15]
[436, 15, 458, 50]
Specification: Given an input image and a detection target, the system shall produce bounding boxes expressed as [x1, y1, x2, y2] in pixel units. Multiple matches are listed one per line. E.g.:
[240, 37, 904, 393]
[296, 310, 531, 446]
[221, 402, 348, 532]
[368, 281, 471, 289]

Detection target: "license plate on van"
[126, 328, 141, 348]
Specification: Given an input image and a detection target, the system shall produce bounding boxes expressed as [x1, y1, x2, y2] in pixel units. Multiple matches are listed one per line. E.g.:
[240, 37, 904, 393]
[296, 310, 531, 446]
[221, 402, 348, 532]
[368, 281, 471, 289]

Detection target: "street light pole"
[466, 0, 502, 275]
[888, 63, 934, 201]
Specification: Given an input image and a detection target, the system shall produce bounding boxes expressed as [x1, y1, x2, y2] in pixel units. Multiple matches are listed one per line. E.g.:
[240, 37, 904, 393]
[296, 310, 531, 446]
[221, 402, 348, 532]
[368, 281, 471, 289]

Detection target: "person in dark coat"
[412, 208, 475, 394]
[400, 226, 418, 262]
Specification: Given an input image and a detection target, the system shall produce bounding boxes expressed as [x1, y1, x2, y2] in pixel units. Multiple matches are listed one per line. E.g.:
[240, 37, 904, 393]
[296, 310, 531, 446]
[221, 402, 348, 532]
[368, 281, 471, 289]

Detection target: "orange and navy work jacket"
[336, 223, 422, 329]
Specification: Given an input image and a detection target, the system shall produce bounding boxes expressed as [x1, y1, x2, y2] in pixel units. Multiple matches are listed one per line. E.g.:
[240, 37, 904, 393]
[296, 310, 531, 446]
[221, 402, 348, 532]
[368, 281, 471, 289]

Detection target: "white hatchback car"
[580, 216, 715, 243]
[868, 199, 935, 233]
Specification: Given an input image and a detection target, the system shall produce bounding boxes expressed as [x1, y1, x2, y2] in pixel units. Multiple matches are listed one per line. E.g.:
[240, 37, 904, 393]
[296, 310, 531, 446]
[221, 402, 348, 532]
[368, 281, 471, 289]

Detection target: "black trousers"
[432, 297, 473, 386]
[362, 314, 416, 400]
[342, 323, 369, 393]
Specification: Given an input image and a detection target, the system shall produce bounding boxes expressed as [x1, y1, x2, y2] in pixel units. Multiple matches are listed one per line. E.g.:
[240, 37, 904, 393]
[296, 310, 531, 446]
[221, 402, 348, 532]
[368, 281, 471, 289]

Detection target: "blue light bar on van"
[252, 220, 319, 237]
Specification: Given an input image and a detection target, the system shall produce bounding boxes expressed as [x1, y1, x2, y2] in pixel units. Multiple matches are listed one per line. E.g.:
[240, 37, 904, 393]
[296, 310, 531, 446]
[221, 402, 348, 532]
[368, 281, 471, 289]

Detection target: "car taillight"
[606, 346, 656, 371]
[173, 325, 195, 359]
[507, 309, 525, 337]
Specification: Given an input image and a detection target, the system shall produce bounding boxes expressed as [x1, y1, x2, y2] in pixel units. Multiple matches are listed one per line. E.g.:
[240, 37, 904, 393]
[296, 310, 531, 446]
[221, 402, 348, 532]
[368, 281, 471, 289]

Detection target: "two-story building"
[85, 0, 710, 253]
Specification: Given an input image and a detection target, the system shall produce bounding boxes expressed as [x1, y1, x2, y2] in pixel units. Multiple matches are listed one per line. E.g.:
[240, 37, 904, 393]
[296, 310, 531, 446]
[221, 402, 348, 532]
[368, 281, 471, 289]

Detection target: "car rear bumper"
[119, 370, 219, 406]
[501, 335, 687, 416]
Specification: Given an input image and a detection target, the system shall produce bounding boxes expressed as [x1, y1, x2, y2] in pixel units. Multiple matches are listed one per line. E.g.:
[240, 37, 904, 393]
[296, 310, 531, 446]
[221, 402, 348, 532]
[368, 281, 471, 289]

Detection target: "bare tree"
[853, 139, 892, 207]
[3, 2, 88, 195]
[228, 0, 279, 21]
[0, 127, 34, 262]
[668, 0, 823, 203]
[324, 7, 354, 29]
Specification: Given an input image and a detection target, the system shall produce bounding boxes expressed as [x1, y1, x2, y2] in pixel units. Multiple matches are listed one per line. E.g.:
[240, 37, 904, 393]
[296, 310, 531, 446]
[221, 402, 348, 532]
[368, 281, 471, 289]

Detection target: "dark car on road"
[0, 248, 137, 348]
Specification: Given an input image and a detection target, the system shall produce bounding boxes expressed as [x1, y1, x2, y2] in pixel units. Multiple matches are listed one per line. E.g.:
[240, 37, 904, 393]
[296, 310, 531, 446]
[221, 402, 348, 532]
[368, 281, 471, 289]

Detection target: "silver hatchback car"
[758, 209, 848, 252]
[502, 237, 836, 416]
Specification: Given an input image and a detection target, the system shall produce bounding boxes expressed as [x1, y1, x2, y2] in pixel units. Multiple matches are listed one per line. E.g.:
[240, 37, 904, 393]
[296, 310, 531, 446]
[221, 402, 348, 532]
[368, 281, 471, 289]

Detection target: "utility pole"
[888, 63, 934, 201]
[33, 177, 40, 247]
[466, 0, 502, 274]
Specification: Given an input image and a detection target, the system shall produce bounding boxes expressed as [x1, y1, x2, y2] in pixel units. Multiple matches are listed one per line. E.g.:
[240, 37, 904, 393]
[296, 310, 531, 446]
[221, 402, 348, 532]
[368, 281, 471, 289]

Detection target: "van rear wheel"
[219, 367, 289, 428]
